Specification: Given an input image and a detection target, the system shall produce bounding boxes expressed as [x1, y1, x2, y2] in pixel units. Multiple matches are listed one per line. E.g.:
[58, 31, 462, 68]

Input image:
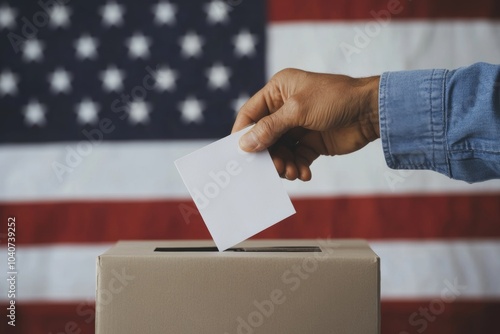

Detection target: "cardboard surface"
[96, 239, 380, 334]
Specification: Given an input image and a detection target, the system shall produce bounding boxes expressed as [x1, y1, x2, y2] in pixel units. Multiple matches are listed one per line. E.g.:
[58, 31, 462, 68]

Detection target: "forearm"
[379, 62, 500, 182]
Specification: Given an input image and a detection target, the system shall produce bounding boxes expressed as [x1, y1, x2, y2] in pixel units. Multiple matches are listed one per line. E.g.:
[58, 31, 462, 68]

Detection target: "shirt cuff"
[379, 69, 451, 177]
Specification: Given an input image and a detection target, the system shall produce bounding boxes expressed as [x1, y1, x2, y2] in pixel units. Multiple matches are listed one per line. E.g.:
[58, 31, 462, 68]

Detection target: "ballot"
[175, 127, 296, 251]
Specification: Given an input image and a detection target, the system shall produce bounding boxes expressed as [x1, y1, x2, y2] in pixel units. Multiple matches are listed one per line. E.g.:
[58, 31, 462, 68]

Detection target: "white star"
[155, 66, 177, 91]
[233, 30, 257, 57]
[23, 100, 46, 127]
[126, 33, 151, 59]
[100, 66, 125, 92]
[49, 5, 71, 28]
[0, 4, 16, 29]
[179, 32, 203, 58]
[100, 1, 125, 27]
[74, 34, 98, 60]
[48, 68, 72, 94]
[179, 96, 204, 124]
[206, 63, 231, 90]
[152, 1, 176, 25]
[75, 98, 100, 125]
[22, 39, 44, 62]
[0, 70, 19, 96]
[232, 93, 250, 116]
[205, 0, 229, 24]
[128, 100, 150, 125]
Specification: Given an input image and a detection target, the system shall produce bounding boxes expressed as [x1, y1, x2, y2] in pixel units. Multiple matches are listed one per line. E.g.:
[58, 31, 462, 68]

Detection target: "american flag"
[1, 0, 500, 333]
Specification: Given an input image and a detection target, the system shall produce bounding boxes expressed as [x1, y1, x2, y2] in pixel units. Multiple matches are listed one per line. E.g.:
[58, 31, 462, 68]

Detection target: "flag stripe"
[1, 142, 500, 203]
[268, 0, 500, 21]
[1, 300, 499, 334]
[2, 195, 500, 245]
[267, 21, 500, 77]
[1, 241, 499, 302]
[381, 300, 500, 333]
[372, 241, 500, 299]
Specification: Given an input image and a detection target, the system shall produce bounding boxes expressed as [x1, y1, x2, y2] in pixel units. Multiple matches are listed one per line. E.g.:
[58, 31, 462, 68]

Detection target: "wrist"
[359, 76, 380, 140]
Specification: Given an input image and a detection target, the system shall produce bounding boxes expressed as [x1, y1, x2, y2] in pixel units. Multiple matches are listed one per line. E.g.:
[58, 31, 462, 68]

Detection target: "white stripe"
[267, 20, 500, 76]
[1, 241, 499, 301]
[371, 241, 500, 300]
[0, 141, 205, 202]
[1, 244, 110, 302]
[1, 141, 499, 202]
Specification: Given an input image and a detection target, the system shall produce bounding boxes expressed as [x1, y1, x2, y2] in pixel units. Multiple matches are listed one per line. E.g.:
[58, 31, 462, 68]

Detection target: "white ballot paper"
[175, 127, 296, 251]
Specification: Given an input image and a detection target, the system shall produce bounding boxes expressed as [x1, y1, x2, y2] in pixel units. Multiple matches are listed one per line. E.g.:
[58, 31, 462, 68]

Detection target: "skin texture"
[232, 68, 380, 181]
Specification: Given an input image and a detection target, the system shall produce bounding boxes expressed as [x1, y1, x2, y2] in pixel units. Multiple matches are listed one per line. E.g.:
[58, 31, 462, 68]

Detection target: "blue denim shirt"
[379, 62, 500, 183]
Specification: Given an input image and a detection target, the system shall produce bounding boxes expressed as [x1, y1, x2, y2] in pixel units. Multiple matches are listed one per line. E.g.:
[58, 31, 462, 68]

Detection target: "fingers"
[269, 140, 320, 182]
[239, 99, 300, 152]
[294, 144, 320, 181]
[274, 131, 322, 181]
[269, 144, 291, 178]
[232, 88, 271, 133]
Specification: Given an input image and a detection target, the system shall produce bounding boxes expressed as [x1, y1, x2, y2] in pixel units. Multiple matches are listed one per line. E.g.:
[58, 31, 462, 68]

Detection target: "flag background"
[1, 0, 500, 333]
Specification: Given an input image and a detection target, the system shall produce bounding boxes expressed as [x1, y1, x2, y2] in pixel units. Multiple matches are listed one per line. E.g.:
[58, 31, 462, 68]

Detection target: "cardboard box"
[96, 239, 379, 334]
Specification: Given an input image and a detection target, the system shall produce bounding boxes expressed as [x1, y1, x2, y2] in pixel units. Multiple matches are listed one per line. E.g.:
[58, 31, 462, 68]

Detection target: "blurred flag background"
[1, 0, 500, 333]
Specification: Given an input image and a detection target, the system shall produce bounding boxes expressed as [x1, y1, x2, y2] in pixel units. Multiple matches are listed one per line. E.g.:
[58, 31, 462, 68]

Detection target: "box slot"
[154, 246, 322, 252]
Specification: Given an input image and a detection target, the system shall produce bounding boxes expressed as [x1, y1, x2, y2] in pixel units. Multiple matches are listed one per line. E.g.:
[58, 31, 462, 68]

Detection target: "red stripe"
[2, 301, 499, 334]
[381, 300, 500, 333]
[1, 194, 499, 244]
[269, 0, 500, 21]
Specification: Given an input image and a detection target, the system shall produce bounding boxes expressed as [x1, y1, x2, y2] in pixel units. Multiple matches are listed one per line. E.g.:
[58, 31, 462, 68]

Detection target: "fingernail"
[239, 131, 259, 151]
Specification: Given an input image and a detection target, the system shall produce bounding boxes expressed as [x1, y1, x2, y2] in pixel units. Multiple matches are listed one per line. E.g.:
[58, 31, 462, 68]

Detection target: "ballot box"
[95, 239, 380, 334]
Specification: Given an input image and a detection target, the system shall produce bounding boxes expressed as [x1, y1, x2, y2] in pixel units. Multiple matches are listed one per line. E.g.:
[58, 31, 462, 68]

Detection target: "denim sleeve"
[379, 62, 500, 183]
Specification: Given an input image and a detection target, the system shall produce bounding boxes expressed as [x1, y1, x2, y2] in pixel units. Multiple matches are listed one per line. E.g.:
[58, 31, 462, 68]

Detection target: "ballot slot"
[154, 246, 322, 252]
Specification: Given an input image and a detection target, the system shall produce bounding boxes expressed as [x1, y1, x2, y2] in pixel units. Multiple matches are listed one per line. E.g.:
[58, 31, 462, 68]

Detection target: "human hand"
[232, 68, 380, 181]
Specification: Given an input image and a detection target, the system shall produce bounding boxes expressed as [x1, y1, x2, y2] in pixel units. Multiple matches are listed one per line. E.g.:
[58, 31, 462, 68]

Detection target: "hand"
[232, 68, 380, 181]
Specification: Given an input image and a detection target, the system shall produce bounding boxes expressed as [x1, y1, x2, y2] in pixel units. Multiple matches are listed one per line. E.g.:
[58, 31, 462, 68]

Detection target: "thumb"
[239, 107, 295, 152]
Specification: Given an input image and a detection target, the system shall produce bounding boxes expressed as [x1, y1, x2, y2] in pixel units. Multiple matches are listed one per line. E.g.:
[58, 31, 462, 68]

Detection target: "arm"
[382, 62, 500, 182]
[233, 63, 500, 183]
